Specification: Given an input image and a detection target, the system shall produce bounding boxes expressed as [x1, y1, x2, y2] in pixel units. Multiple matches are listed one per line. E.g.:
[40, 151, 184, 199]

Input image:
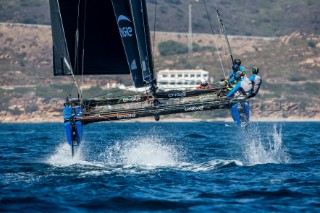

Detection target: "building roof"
[158, 69, 208, 74]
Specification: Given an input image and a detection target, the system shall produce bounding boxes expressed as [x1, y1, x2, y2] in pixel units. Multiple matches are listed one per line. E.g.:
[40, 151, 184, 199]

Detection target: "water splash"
[45, 136, 243, 174]
[242, 123, 291, 165]
[46, 142, 84, 167]
[104, 135, 182, 168]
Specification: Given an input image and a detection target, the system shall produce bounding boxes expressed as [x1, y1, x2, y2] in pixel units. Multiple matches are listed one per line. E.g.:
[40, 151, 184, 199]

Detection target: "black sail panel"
[49, 0, 155, 88]
[111, 0, 144, 88]
[49, 0, 130, 75]
[130, 0, 154, 83]
[142, 0, 155, 81]
[49, 0, 72, 75]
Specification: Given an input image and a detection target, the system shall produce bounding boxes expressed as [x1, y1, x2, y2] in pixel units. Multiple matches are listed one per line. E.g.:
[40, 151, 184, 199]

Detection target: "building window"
[197, 74, 201, 77]
[163, 75, 167, 78]
[203, 74, 208, 78]
[184, 74, 189, 77]
[178, 74, 182, 77]
[190, 74, 195, 78]
[171, 74, 175, 78]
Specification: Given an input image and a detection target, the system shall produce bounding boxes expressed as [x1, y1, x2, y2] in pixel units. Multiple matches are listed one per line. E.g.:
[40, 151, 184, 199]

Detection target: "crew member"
[233, 58, 246, 74]
[224, 64, 240, 85]
[226, 71, 252, 127]
[197, 77, 212, 89]
[248, 66, 262, 98]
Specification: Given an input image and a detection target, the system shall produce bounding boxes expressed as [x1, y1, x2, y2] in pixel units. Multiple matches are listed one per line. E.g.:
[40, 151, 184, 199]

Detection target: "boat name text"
[117, 113, 136, 119]
[168, 92, 186, 98]
[122, 96, 142, 102]
[184, 106, 204, 112]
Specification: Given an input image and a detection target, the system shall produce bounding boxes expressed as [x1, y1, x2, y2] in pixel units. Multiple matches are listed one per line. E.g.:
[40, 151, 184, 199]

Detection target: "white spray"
[242, 123, 291, 165]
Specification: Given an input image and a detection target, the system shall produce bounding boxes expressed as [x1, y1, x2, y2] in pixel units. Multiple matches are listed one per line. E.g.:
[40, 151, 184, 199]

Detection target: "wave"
[70, 196, 194, 211]
[186, 133, 208, 139]
[229, 188, 311, 199]
[175, 159, 243, 172]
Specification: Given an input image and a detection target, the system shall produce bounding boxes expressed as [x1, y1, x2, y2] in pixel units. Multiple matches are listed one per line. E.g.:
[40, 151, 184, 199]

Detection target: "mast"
[216, 9, 234, 64]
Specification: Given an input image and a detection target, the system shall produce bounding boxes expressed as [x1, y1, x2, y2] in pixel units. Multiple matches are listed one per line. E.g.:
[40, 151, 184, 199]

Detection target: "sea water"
[0, 122, 319, 212]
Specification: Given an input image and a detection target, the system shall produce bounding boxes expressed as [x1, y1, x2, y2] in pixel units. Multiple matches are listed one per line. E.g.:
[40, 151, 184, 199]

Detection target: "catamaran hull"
[77, 99, 239, 125]
[230, 102, 250, 127]
[64, 105, 83, 146]
[64, 121, 83, 146]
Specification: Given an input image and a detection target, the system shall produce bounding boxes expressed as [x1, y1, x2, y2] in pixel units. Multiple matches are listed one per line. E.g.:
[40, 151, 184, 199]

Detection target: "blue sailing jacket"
[226, 77, 252, 99]
[228, 66, 246, 83]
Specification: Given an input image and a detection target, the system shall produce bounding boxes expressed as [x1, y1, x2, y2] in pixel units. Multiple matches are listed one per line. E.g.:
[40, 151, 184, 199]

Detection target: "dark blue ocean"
[0, 122, 319, 212]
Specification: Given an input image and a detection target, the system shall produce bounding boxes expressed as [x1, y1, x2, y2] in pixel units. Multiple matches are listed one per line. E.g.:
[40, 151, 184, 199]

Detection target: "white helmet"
[200, 77, 208, 86]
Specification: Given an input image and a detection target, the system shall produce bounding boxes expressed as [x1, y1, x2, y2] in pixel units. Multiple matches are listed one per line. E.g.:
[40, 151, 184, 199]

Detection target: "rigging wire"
[201, 0, 226, 78]
[65, 0, 83, 100]
[81, 0, 87, 100]
[138, 0, 152, 84]
[217, 19, 232, 74]
[65, 79, 75, 99]
[216, 9, 234, 65]
[152, 0, 158, 64]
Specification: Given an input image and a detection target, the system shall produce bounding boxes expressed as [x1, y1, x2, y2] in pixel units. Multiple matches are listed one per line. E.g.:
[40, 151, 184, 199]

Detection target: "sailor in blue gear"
[226, 71, 252, 127]
[227, 64, 240, 84]
[248, 66, 262, 98]
[228, 59, 246, 83]
[233, 58, 246, 74]
[227, 59, 246, 83]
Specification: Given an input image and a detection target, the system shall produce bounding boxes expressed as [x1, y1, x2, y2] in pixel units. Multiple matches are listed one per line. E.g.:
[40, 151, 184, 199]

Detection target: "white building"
[157, 69, 209, 90]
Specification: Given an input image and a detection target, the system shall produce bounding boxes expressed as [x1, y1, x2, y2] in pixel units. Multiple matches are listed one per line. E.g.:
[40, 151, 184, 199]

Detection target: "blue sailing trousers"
[230, 102, 250, 127]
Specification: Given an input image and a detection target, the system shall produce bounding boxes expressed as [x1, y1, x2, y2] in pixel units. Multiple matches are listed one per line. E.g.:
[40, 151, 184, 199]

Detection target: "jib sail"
[49, 0, 154, 88]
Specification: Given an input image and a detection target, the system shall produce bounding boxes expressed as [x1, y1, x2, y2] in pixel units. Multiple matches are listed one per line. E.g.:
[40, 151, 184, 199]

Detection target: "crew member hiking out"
[248, 66, 262, 98]
[226, 71, 252, 127]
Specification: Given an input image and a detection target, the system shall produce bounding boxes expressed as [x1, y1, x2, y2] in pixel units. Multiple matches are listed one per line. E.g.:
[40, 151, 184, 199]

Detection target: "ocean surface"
[0, 122, 319, 212]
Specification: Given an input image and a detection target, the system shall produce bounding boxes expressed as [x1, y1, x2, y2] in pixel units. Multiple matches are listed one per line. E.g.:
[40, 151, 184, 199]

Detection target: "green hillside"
[0, 0, 319, 36]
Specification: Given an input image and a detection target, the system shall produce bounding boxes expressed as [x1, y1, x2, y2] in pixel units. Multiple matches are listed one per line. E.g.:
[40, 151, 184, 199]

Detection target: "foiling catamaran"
[49, 0, 242, 156]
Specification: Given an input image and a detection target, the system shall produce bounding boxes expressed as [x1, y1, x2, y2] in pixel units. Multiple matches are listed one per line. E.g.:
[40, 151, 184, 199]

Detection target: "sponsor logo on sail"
[184, 106, 204, 112]
[118, 15, 133, 38]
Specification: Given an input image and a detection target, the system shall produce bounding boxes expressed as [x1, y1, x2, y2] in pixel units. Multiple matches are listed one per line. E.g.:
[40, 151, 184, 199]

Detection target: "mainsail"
[49, 0, 154, 88]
